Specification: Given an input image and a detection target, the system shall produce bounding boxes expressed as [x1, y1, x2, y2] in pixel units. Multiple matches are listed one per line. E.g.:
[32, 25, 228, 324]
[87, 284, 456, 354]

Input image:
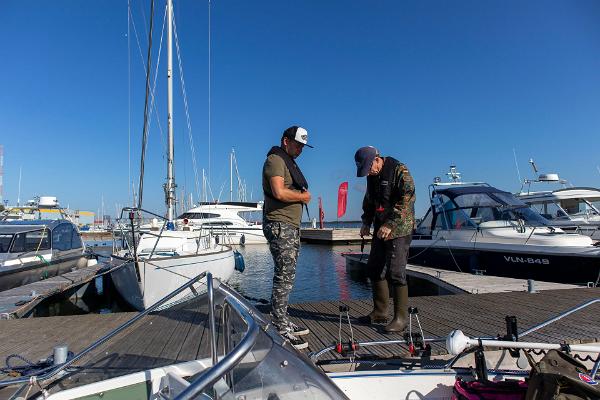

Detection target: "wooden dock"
[0, 287, 597, 389]
[301, 228, 370, 244]
[0, 261, 107, 319]
[344, 254, 581, 295]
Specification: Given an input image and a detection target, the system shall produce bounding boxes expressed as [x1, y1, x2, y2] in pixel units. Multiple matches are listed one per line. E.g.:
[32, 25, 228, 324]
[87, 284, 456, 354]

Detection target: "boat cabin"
[416, 184, 550, 236]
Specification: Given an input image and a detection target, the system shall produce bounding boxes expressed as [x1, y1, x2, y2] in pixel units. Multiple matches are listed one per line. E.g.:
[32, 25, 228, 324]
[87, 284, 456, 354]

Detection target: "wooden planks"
[0, 262, 108, 318]
[300, 228, 371, 244]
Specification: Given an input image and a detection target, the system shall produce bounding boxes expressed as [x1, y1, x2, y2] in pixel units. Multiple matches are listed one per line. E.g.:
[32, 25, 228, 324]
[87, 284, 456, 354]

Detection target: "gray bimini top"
[0, 219, 73, 234]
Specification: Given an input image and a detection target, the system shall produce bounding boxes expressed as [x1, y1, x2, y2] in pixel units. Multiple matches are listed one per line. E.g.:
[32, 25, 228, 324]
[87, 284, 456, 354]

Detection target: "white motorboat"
[177, 201, 267, 245]
[513, 162, 600, 240]
[109, 0, 236, 311]
[0, 219, 92, 292]
[411, 167, 600, 285]
[1, 273, 597, 400]
[517, 186, 600, 241]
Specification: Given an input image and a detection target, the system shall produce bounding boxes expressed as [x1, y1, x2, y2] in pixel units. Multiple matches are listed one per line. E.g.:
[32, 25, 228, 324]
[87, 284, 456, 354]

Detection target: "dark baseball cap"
[282, 126, 313, 148]
[354, 146, 379, 177]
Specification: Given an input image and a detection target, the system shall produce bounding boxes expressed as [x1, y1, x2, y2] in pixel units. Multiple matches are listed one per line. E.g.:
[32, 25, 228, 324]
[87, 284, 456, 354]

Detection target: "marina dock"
[0, 287, 597, 380]
[344, 254, 582, 295]
[0, 261, 107, 319]
[301, 228, 370, 244]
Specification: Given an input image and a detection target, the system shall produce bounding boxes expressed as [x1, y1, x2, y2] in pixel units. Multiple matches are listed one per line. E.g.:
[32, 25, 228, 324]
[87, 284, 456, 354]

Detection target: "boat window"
[491, 192, 527, 207]
[0, 234, 13, 253]
[177, 212, 220, 219]
[444, 209, 476, 229]
[454, 193, 500, 208]
[52, 224, 74, 251]
[200, 221, 233, 226]
[416, 209, 433, 234]
[534, 202, 568, 220]
[71, 226, 83, 249]
[560, 198, 599, 217]
[10, 229, 51, 253]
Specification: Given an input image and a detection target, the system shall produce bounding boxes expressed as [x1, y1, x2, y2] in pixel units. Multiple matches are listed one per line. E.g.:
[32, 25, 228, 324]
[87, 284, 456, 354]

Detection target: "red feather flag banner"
[337, 181, 349, 218]
[318, 197, 325, 229]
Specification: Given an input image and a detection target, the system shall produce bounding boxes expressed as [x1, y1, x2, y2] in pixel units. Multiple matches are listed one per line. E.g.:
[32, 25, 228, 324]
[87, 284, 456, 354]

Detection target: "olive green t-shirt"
[262, 154, 303, 227]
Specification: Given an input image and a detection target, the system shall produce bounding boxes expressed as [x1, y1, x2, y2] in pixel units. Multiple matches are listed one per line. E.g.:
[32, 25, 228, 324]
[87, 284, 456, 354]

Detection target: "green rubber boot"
[384, 285, 408, 333]
[360, 280, 389, 324]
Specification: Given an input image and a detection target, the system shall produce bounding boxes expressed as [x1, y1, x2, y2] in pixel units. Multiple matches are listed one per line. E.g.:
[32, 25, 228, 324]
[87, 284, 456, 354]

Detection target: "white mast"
[165, 0, 176, 227]
[230, 148, 234, 201]
[17, 166, 22, 206]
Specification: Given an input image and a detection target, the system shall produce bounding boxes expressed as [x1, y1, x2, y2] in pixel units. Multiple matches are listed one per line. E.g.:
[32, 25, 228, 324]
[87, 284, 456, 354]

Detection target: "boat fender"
[215, 235, 220, 245]
[240, 234, 246, 246]
[234, 250, 245, 273]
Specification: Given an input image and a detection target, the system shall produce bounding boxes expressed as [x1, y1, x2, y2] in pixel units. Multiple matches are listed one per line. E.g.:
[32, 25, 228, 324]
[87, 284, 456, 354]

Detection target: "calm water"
[229, 243, 372, 304]
[34, 241, 373, 316]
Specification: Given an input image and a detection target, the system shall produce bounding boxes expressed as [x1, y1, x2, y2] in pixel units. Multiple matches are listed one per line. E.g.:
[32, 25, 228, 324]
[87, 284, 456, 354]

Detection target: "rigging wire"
[208, 0, 212, 200]
[128, 0, 131, 204]
[137, 0, 156, 209]
[129, 3, 168, 154]
[173, 15, 202, 204]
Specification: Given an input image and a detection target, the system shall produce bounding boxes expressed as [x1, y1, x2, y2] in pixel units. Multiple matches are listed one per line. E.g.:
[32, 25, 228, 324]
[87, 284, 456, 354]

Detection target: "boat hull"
[0, 253, 88, 292]
[110, 248, 235, 310]
[409, 240, 600, 285]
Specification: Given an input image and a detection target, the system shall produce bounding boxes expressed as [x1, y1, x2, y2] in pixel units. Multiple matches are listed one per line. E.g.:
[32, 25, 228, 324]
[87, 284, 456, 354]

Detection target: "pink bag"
[452, 378, 528, 400]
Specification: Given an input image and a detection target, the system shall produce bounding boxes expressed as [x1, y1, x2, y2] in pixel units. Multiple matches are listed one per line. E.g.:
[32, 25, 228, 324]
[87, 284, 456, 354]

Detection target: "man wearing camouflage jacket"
[262, 126, 313, 350]
[354, 146, 416, 333]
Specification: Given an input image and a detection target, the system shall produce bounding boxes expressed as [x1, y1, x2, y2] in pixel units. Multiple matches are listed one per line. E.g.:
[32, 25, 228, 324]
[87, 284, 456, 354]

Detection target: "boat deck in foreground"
[0, 286, 597, 386]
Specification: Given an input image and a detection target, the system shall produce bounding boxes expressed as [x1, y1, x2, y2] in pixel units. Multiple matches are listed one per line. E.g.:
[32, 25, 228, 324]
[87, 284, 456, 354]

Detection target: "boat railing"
[112, 207, 217, 259]
[310, 298, 600, 375]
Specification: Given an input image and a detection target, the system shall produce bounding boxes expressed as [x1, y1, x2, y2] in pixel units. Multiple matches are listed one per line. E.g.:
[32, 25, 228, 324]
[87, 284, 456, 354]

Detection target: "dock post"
[527, 279, 537, 293]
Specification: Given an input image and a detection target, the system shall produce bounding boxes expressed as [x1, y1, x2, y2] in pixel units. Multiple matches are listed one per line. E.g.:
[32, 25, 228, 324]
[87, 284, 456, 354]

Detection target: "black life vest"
[367, 157, 400, 221]
[264, 146, 309, 194]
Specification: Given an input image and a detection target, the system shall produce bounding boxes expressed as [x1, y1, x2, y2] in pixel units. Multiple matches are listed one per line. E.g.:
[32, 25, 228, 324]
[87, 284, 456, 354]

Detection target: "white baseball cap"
[282, 126, 313, 148]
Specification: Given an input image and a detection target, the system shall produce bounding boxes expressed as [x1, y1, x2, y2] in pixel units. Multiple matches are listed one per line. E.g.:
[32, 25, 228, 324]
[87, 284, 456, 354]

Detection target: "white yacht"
[109, 0, 236, 311]
[517, 183, 600, 241]
[411, 167, 600, 285]
[177, 201, 267, 245]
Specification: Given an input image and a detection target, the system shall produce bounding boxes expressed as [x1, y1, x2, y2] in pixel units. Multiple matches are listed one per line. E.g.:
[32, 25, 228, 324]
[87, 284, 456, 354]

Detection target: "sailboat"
[109, 0, 237, 311]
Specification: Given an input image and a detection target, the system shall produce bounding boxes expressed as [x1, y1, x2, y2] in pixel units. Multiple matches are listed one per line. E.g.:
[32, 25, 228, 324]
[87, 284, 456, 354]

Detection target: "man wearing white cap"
[262, 126, 312, 349]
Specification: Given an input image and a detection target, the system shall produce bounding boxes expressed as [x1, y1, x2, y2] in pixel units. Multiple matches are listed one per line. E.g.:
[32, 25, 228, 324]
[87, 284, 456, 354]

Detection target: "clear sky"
[1, 0, 600, 222]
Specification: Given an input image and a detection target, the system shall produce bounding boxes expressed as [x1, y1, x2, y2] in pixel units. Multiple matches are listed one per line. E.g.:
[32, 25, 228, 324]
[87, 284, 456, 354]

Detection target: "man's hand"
[360, 224, 371, 237]
[301, 190, 312, 204]
[377, 225, 392, 240]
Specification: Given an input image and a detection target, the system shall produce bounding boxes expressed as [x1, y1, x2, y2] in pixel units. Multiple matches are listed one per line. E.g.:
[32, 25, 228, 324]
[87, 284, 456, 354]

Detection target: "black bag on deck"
[525, 350, 600, 400]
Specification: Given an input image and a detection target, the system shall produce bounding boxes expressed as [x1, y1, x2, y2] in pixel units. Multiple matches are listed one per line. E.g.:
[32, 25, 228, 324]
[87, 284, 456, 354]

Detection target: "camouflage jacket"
[361, 158, 415, 238]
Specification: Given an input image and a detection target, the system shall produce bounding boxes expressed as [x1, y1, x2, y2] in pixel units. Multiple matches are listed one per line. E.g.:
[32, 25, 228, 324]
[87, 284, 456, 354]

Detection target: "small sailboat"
[110, 0, 237, 311]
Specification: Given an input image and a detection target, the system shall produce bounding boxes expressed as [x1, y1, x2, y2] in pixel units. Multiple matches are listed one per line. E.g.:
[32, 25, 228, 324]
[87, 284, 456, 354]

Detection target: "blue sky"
[1, 0, 600, 221]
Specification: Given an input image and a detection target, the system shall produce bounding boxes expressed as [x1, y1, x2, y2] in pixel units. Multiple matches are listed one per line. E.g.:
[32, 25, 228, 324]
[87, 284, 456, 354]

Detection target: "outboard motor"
[234, 250, 245, 273]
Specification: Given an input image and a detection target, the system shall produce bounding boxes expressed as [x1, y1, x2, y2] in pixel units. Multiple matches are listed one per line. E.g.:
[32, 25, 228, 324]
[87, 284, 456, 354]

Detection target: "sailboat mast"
[165, 0, 176, 227]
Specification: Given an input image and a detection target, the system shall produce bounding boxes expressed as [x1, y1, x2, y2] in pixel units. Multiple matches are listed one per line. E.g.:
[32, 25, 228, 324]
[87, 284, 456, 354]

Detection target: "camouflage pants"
[263, 220, 300, 331]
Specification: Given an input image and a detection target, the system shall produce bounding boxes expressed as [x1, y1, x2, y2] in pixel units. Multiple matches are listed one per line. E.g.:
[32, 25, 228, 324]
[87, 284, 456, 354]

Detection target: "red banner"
[337, 181, 348, 218]
[318, 197, 325, 229]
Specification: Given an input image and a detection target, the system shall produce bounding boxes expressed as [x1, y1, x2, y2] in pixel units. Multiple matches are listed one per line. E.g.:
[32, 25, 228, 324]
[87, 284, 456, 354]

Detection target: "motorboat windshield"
[417, 185, 549, 233]
[0, 274, 348, 399]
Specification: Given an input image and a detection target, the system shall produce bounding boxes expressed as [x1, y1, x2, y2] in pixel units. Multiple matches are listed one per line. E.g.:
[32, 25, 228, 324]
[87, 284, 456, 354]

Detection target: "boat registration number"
[504, 256, 550, 265]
